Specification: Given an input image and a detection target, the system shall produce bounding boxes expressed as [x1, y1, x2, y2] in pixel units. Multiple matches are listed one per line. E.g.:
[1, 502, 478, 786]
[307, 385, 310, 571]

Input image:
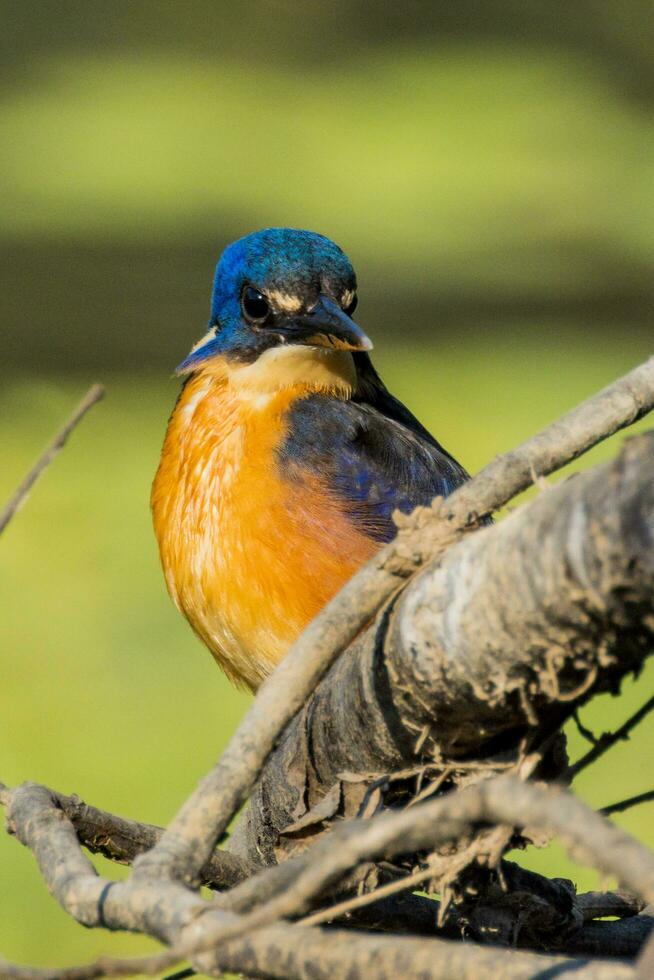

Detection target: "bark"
[231, 431, 654, 866]
[202, 925, 634, 980]
[31, 787, 246, 890]
[3, 363, 654, 979]
[5, 776, 651, 978]
[137, 357, 654, 886]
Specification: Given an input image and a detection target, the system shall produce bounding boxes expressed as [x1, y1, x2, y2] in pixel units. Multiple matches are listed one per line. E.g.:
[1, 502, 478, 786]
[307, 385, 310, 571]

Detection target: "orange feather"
[151, 358, 378, 690]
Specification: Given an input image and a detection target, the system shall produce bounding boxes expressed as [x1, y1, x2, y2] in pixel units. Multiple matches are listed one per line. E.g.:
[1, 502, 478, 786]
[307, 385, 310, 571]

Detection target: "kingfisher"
[152, 228, 469, 691]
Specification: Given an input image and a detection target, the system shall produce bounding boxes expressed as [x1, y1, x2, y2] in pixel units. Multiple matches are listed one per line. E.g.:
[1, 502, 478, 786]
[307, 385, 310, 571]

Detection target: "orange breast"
[151, 370, 378, 690]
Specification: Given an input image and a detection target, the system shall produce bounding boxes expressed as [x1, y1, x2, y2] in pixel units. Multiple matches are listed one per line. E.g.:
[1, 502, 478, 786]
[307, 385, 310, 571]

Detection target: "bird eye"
[241, 286, 270, 323]
[343, 293, 358, 316]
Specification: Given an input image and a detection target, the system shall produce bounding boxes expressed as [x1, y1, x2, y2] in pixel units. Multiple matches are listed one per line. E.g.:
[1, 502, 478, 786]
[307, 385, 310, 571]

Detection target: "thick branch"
[222, 778, 654, 942]
[5, 362, 654, 979]
[137, 357, 654, 885]
[203, 924, 633, 979]
[234, 431, 654, 863]
[5, 777, 650, 979]
[559, 915, 654, 959]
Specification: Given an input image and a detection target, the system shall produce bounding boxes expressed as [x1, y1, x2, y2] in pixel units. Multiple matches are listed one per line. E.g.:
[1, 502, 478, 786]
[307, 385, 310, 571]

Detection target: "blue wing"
[277, 356, 469, 543]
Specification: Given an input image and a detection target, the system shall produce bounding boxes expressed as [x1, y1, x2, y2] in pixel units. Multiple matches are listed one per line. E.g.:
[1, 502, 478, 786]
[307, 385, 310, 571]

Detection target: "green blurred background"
[1, 0, 653, 969]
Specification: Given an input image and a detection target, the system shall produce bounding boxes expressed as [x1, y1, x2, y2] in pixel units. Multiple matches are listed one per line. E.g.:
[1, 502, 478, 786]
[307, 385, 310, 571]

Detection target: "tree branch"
[5, 776, 651, 978]
[42, 786, 246, 889]
[234, 430, 654, 864]
[0, 384, 105, 535]
[557, 915, 654, 959]
[576, 891, 645, 921]
[566, 695, 654, 780]
[136, 357, 654, 886]
[5, 360, 654, 978]
[600, 790, 654, 817]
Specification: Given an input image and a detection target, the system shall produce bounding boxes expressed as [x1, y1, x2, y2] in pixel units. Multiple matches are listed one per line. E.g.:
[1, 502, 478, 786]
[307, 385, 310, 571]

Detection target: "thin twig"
[0, 384, 105, 535]
[298, 862, 440, 928]
[566, 695, 654, 780]
[0, 952, 177, 980]
[0, 776, 534, 937]
[600, 790, 654, 817]
[573, 709, 599, 745]
[7, 776, 652, 979]
[0, 780, 246, 890]
[136, 356, 654, 886]
[158, 776, 654, 965]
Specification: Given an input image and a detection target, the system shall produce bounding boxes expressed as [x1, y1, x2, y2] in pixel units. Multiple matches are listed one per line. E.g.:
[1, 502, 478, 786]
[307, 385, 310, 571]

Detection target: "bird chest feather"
[151, 366, 377, 689]
[152, 228, 468, 690]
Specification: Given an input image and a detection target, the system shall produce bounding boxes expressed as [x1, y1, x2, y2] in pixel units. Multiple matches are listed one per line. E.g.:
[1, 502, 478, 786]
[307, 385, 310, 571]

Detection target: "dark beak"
[175, 293, 372, 375]
[278, 294, 372, 352]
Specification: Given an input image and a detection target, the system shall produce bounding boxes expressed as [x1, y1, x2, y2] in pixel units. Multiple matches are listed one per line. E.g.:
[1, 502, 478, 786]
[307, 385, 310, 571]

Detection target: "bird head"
[176, 228, 372, 376]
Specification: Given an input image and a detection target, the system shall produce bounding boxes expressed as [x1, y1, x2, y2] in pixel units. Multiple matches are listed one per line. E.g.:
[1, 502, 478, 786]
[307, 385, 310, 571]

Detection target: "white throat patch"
[227, 344, 356, 396]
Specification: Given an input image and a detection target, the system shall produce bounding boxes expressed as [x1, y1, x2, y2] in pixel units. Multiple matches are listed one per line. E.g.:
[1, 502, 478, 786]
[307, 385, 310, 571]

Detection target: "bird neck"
[193, 345, 357, 399]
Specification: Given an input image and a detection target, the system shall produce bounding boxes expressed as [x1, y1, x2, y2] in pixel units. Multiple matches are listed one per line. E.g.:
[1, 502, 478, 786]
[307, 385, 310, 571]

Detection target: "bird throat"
[202, 344, 357, 398]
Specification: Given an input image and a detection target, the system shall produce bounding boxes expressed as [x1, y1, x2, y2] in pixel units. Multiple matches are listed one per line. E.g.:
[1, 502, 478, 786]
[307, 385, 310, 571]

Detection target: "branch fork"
[3, 358, 654, 978]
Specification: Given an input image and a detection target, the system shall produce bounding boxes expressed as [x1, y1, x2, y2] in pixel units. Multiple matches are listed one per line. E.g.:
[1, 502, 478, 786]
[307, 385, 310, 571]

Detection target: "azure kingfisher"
[152, 228, 469, 691]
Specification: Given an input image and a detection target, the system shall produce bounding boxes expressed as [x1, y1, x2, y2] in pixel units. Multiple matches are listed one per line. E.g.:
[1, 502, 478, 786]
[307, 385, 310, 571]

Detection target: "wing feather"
[278, 374, 469, 543]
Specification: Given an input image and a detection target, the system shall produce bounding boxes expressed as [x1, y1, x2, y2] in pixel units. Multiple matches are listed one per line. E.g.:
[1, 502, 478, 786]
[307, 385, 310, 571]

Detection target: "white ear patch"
[267, 290, 303, 314]
[341, 289, 356, 310]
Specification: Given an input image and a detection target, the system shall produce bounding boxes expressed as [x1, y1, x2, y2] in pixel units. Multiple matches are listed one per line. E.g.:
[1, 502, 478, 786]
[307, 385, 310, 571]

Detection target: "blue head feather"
[177, 228, 361, 372]
[211, 228, 356, 323]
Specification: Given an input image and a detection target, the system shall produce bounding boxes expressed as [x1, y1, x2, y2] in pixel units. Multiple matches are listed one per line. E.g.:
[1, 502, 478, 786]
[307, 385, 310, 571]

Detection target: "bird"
[152, 228, 470, 691]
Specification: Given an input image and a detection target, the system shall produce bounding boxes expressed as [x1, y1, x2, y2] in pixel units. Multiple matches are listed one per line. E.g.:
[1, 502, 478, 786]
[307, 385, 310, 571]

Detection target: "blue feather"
[278, 378, 469, 543]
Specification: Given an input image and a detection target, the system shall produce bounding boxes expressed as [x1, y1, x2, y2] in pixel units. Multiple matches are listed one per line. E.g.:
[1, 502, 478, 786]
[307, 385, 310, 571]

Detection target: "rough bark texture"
[39, 788, 246, 890]
[3, 363, 654, 979]
[5, 776, 652, 979]
[202, 925, 634, 980]
[231, 432, 654, 867]
[137, 357, 654, 886]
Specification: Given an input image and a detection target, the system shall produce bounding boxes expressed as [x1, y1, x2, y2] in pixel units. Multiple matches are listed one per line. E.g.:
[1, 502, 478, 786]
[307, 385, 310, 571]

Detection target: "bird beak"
[175, 328, 220, 375]
[280, 295, 373, 352]
[175, 294, 372, 375]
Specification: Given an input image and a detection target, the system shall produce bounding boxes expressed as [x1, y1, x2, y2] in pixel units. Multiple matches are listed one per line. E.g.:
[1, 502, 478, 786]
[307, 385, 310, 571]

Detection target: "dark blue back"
[277, 354, 469, 543]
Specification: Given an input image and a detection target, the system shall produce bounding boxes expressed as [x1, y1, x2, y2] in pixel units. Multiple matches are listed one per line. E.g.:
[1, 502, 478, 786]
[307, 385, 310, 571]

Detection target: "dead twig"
[573, 709, 600, 745]
[0, 780, 246, 891]
[600, 790, 654, 818]
[203, 921, 633, 979]
[59, 787, 244, 889]
[298, 861, 442, 928]
[5, 779, 640, 980]
[0, 384, 105, 536]
[151, 776, 654, 965]
[8, 775, 654, 978]
[566, 695, 654, 781]
[0, 953, 172, 980]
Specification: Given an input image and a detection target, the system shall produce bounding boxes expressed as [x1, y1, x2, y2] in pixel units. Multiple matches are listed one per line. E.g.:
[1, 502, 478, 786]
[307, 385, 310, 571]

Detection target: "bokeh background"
[1, 0, 653, 969]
